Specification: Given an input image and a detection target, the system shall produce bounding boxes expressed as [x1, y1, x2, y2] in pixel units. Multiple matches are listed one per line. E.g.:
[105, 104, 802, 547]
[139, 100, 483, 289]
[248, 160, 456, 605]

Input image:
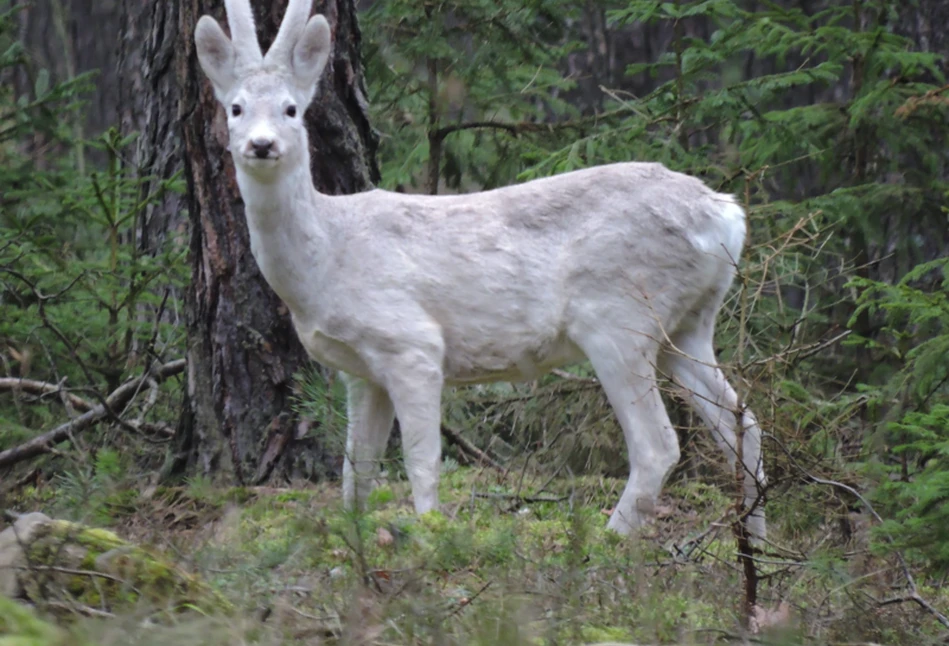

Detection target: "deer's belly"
[292, 313, 584, 387]
[442, 331, 585, 385]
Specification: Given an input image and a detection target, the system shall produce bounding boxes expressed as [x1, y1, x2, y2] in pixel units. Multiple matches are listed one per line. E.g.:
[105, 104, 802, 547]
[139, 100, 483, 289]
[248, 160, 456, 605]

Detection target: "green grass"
[4, 467, 949, 645]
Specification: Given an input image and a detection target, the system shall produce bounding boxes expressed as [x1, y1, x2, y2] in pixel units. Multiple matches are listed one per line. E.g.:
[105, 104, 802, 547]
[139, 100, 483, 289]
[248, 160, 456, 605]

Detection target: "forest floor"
[3, 466, 948, 645]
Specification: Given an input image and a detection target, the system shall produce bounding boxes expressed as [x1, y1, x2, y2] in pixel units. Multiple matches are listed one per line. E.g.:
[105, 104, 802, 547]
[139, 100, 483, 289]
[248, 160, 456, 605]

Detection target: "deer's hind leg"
[659, 322, 767, 541]
[575, 330, 681, 535]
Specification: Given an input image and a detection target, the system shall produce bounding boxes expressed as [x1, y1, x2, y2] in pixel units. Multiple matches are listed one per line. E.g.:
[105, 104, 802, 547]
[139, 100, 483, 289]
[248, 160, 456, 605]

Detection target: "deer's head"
[194, 0, 331, 181]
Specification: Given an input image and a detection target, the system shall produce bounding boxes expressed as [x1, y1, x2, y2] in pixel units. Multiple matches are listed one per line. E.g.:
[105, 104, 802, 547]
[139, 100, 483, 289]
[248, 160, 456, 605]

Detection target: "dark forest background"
[2, 1, 949, 643]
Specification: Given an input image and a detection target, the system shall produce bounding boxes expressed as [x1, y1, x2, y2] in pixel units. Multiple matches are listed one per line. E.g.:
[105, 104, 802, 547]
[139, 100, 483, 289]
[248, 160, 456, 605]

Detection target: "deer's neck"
[235, 162, 332, 318]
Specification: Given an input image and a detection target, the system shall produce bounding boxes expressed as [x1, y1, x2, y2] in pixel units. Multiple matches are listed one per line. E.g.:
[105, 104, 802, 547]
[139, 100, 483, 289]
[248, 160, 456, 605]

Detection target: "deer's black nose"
[251, 138, 274, 158]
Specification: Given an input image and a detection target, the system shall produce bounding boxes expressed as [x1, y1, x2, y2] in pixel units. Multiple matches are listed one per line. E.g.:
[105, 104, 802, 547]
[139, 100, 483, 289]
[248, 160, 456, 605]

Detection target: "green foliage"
[1, 129, 187, 389]
[0, 3, 186, 450]
[363, 0, 580, 192]
[0, 595, 72, 646]
[527, 0, 948, 355]
[874, 405, 949, 565]
[50, 447, 134, 525]
[848, 250, 949, 567]
[12, 467, 949, 645]
[291, 366, 350, 455]
[200, 470, 745, 642]
[0, 6, 94, 162]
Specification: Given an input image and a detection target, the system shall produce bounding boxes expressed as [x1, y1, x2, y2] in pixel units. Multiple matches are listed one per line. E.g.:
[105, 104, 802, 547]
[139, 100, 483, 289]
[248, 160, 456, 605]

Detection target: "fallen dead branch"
[0, 359, 185, 470]
[0, 378, 93, 412]
[440, 424, 505, 472]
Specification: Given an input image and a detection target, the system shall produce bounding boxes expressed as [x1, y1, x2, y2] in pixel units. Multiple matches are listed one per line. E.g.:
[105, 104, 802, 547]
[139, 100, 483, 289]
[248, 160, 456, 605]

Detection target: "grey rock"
[0, 512, 52, 597]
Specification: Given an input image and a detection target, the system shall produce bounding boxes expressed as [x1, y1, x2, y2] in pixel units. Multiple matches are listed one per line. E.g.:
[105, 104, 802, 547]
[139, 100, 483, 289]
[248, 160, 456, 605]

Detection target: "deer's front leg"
[383, 353, 444, 515]
[342, 375, 396, 511]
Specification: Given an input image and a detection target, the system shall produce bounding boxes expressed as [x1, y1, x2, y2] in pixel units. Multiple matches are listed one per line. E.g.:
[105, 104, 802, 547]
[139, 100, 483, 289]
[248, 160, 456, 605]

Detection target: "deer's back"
[309, 162, 744, 383]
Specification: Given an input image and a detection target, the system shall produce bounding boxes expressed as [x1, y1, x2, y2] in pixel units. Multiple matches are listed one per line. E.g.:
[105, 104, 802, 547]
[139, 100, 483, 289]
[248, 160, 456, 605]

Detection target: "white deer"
[194, 0, 767, 539]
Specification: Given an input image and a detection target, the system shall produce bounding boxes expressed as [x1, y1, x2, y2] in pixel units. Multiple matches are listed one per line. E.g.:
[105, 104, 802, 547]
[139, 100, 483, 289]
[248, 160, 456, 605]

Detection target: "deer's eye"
[231, 104, 242, 117]
[286, 105, 297, 118]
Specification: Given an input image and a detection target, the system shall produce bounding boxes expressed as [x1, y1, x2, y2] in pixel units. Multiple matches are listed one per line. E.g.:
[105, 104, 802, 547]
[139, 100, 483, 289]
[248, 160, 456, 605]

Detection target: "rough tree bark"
[117, 0, 186, 252]
[166, 0, 378, 484]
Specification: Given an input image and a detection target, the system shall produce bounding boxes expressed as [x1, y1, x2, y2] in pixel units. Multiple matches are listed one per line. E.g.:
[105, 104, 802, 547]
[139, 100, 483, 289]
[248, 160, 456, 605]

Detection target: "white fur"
[194, 0, 767, 538]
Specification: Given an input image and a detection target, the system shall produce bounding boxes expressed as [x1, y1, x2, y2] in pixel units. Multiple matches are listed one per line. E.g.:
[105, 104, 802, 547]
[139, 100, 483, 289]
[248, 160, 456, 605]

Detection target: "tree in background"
[362, 0, 579, 194]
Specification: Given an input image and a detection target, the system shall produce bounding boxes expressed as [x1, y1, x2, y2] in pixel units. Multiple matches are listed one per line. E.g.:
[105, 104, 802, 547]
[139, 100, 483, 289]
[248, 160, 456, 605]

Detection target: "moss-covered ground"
[3, 467, 947, 645]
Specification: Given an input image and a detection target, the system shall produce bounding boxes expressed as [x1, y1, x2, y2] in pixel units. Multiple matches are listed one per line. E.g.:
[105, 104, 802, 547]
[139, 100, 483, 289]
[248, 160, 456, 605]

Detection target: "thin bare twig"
[769, 432, 949, 631]
[474, 492, 568, 504]
[807, 475, 949, 629]
[444, 581, 492, 619]
[14, 564, 139, 593]
[747, 330, 852, 367]
[43, 600, 115, 618]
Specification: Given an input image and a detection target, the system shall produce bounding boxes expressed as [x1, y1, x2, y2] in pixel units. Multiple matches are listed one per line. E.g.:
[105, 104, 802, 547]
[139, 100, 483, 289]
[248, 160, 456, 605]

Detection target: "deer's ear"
[291, 15, 332, 100]
[195, 15, 238, 101]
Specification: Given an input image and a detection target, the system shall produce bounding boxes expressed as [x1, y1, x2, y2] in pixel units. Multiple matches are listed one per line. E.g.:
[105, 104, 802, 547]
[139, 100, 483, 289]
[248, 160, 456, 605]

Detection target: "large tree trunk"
[166, 0, 378, 484]
[117, 0, 186, 252]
